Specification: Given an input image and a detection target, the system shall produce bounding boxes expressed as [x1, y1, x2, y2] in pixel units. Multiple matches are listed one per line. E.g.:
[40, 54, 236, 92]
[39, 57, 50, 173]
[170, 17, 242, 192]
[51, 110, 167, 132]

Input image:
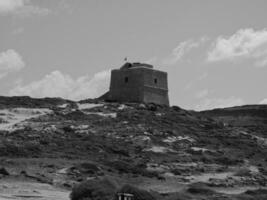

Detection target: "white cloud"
[0, 0, 50, 16]
[144, 37, 208, 67]
[145, 57, 158, 65]
[207, 28, 267, 67]
[195, 89, 209, 99]
[12, 27, 24, 35]
[195, 96, 245, 111]
[0, 0, 24, 12]
[259, 99, 267, 104]
[184, 72, 208, 91]
[162, 37, 208, 66]
[9, 70, 111, 100]
[255, 57, 267, 67]
[0, 49, 25, 78]
[162, 40, 200, 65]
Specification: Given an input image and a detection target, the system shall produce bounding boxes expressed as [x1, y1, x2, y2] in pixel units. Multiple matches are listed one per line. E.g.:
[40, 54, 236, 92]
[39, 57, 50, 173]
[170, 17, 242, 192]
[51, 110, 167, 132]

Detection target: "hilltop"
[0, 96, 266, 200]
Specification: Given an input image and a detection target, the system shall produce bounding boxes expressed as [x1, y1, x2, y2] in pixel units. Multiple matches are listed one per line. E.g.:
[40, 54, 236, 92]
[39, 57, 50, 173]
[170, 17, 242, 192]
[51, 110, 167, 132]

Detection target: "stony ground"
[0, 96, 266, 200]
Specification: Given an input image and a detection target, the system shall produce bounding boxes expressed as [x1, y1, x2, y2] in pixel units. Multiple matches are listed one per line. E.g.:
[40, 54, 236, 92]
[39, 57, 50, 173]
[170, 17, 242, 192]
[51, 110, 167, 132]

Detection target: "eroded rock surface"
[0, 96, 266, 199]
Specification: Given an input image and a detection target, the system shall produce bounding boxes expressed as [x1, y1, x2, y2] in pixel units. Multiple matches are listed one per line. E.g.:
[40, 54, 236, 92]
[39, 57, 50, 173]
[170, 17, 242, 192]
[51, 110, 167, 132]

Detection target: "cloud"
[184, 72, 208, 91]
[0, 0, 50, 16]
[0, 0, 24, 12]
[0, 49, 25, 79]
[207, 28, 267, 67]
[9, 70, 111, 100]
[195, 89, 209, 99]
[12, 27, 24, 35]
[195, 96, 245, 111]
[144, 37, 209, 67]
[259, 98, 267, 104]
[162, 39, 201, 65]
[145, 57, 158, 65]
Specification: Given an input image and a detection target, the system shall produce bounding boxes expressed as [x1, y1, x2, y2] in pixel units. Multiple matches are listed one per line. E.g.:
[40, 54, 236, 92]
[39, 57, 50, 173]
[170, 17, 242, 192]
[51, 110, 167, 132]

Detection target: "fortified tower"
[105, 62, 169, 106]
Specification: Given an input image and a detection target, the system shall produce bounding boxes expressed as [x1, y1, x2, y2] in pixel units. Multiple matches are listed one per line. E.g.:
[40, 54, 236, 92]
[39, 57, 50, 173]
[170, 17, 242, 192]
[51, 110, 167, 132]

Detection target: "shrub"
[171, 169, 181, 175]
[0, 140, 41, 157]
[214, 156, 242, 165]
[186, 183, 215, 195]
[165, 192, 193, 200]
[234, 168, 251, 177]
[240, 189, 267, 200]
[70, 178, 117, 200]
[108, 160, 132, 174]
[107, 160, 160, 178]
[76, 162, 100, 174]
[245, 189, 267, 195]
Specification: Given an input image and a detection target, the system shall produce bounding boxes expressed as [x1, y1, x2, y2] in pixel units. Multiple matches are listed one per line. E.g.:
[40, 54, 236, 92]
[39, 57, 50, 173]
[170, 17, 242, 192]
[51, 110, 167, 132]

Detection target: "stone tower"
[105, 62, 169, 106]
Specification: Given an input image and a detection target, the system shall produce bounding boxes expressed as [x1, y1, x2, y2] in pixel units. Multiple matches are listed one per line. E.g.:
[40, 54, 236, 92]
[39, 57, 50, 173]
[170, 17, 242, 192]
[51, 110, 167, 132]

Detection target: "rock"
[147, 103, 157, 111]
[187, 183, 215, 195]
[172, 106, 182, 112]
[138, 104, 146, 109]
[20, 170, 28, 176]
[0, 167, 9, 176]
[63, 182, 73, 188]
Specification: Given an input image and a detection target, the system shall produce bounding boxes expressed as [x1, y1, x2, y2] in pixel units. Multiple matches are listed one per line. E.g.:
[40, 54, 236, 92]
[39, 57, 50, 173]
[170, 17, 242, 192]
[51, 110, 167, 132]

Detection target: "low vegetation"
[70, 178, 117, 200]
[0, 96, 266, 200]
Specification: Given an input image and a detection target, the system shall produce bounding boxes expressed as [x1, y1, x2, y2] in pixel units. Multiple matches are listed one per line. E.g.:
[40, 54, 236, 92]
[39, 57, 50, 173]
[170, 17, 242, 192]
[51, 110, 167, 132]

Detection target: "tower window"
[125, 77, 128, 83]
[154, 78, 158, 84]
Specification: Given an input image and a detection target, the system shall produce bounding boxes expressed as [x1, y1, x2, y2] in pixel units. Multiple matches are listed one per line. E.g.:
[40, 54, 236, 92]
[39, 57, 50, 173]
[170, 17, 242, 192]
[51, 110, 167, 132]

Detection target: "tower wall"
[107, 66, 169, 106]
[109, 69, 144, 102]
[142, 69, 169, 105]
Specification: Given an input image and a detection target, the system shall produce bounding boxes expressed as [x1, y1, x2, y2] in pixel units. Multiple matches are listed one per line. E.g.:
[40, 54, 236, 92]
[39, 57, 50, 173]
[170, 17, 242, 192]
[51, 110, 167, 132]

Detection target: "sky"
[0, 0, 267, 110]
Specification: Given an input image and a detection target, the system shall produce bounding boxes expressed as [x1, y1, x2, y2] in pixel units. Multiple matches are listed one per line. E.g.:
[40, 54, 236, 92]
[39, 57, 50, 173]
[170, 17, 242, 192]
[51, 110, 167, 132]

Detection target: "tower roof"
[120, 62, 153, 70]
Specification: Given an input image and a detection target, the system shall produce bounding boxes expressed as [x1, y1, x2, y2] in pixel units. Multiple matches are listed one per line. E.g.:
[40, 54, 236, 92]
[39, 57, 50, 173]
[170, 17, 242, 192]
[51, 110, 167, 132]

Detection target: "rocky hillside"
[0, 96, 266, 200]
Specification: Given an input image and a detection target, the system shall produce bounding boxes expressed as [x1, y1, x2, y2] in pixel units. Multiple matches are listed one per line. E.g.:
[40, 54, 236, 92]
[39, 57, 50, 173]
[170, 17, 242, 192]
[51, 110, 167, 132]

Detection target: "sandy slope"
[0, 178, 69, 200]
